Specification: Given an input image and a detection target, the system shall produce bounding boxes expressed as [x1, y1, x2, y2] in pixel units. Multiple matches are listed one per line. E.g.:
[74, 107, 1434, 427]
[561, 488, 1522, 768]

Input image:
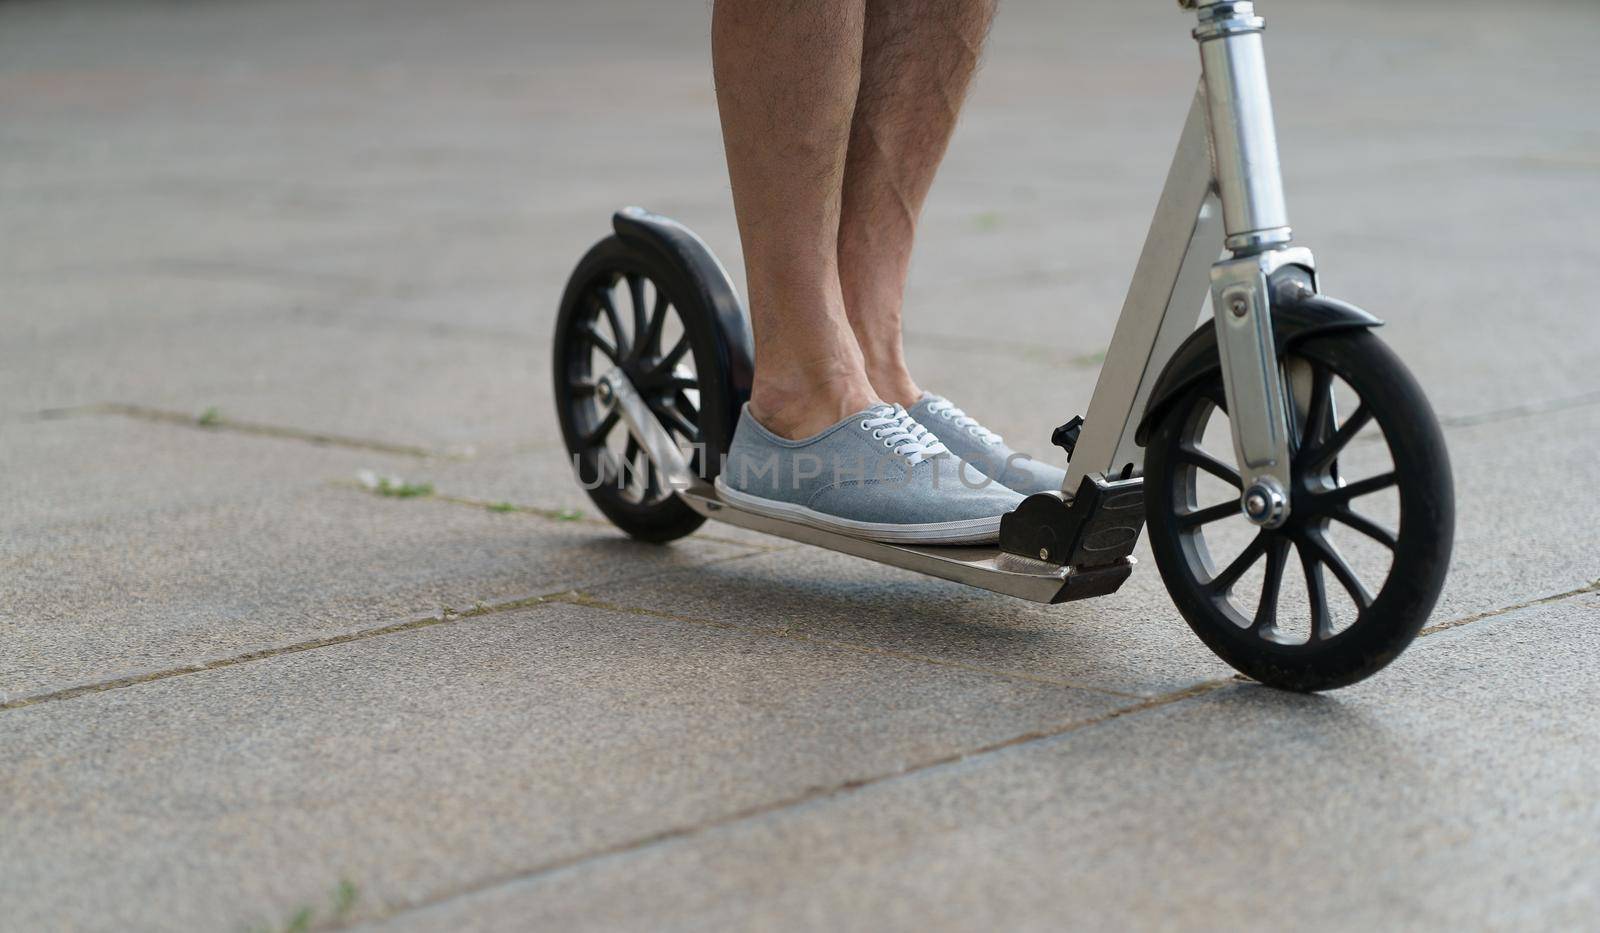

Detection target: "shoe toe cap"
[1002, 459, 1068, 496]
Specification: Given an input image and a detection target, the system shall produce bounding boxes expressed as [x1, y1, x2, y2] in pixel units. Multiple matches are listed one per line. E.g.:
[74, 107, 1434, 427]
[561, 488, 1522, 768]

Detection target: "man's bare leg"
[838, 0, 998, 407]
[712, 0, 879, 440]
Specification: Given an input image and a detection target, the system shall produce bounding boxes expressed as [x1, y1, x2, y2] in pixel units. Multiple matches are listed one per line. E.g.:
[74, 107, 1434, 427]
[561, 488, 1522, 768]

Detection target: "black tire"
[553, 235, 738, 543]
[1144, 329, 1454, 691]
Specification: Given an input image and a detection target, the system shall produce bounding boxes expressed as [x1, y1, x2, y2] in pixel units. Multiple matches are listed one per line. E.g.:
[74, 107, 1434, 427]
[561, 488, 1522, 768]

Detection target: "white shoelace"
[924, 398, 1003, 447]
[861, 405, 948, 466]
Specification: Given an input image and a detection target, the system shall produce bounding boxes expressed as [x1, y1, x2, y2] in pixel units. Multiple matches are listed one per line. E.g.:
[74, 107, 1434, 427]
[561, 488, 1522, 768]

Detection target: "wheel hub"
[1242, 477, 1288, 528]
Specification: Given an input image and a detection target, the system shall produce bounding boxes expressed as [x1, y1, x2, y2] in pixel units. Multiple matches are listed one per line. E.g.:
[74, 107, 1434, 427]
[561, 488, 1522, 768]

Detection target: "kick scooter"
[551, 0, 1455, 692]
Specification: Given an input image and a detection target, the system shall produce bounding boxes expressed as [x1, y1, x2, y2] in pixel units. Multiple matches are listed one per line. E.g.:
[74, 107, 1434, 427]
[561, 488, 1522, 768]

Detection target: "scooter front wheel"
[553, 233, 738, 543]
[1143, 329, 1454, 691]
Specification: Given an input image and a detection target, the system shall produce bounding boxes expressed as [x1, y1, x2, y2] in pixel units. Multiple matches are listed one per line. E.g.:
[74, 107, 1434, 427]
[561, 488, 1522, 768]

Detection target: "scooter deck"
[678, 485, 1133, 605]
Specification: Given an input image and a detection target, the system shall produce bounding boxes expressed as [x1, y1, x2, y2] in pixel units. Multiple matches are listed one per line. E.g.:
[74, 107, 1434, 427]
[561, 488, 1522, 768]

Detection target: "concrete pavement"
[3, 0, 1598, 929]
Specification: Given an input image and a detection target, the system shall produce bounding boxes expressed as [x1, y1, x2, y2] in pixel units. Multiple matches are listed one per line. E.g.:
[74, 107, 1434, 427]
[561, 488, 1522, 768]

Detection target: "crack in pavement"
[1418, 578, 1600, 636]
[342, 677, 1233, 930]
[337, 580, 1600, 928]
[1438, 388, 1600, 428]
[0, 594, 558, 712]
[0, 551, 774, 713]
[5, 540, 1591, 717]
[35, 402, 455, 459]
[412, 488, 776, 551]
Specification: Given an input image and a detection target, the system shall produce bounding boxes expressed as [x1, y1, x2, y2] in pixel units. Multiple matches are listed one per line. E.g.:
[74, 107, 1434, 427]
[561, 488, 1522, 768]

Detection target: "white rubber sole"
[712, 478, 1003, 545]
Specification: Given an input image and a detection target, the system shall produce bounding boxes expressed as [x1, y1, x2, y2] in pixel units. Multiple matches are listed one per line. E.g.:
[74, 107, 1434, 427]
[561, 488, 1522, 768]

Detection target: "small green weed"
[247, 878, 358, 933]
[376, 477, 433, 498]
[357, 470, 433, 499]
[487, 501, 518, 513]
[331, 879, 358, 920]
[197, 407, 222, 427]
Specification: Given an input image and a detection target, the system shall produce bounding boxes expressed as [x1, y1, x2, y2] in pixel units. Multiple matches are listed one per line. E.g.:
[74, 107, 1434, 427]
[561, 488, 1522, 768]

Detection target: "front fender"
[1134, 269, 1383, 446]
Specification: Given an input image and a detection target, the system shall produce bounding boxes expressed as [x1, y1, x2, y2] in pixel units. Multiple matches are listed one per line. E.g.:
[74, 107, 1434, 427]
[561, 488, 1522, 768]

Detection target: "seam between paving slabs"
[0, 549, 769, 713]
[36, 403, 448, 459]
[0, 594, 558, 712]
[31, 402, 777, 549]
[1418, 578, 1600, 636]
[0, 576, 1134, 714]
[337, 583, 1600, 928]
[417, 489, 780, 551]
[342, 677, 1234, 930]
[5, 560, 1594, 716]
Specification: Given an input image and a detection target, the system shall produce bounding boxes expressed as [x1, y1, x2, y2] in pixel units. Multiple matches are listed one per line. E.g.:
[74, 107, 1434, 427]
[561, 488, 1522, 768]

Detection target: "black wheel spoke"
[1330, 506, 1398, 550]
[673, 390, 700, 423]
[639, 292, 670, 361]
[651, 334, 692, 377]
[1251, 535, 1291, 633]
[592, 287, 628, 356]
[1321, 471, 1397, 505]
[1304, 404, 1373, 473]
[654, 401, 699, 440]
[568, 378, 598, 398]
[1178, 446, 1242, 489]
[581, 410, 619, 449]
[1300, 543, 1334, 642]
[1300, 363, 1333, 451]
[643, 460, 662, 500]
[579, 323, 621, 365]
[1304, 530, 1373, 610]
[658, 374, 699, 391]
[1207, 533, 1267, 594]
[1179, 499, 1240, 530]
[623, 435, 651, 497]
[627, 274, 649, 344]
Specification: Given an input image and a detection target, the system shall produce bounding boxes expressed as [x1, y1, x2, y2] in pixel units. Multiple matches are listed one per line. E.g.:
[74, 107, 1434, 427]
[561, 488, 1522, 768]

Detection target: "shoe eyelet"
[860, 421, 870, 430]
[883, 439, 893, 448]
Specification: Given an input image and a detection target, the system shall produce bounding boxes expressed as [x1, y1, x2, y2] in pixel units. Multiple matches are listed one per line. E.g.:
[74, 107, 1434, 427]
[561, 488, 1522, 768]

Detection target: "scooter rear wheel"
[1143, 330, 1454, 691]
[553, 235, 736, 543]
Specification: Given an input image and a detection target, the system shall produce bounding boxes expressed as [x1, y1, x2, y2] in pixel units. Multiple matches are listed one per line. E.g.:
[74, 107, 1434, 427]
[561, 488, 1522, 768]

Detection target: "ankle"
[867, 374, 922, 410]
[861, 359, 921, 409]
[748, 374, 880, 440]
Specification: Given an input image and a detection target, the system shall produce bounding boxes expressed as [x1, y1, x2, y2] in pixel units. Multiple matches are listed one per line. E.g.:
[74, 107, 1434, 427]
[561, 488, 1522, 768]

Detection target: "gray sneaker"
[714, 403, 1024, 545]
[909, 392, 1068, 496]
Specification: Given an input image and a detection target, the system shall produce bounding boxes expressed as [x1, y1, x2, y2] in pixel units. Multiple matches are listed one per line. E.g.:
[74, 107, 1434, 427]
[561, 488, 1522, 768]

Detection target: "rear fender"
[612, 207, 755, 412]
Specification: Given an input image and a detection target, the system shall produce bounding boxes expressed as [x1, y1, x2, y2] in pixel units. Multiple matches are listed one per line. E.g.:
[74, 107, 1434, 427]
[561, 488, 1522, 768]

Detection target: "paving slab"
[0, 600, 1128, 932]
[376, 591, 1600, 933]
[0, 417, 758, 700]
